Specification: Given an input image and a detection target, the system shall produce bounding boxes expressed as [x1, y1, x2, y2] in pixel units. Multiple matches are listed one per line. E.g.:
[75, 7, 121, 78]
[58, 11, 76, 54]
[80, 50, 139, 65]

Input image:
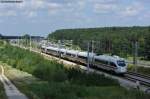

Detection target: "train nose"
[120, 67, 127, 73]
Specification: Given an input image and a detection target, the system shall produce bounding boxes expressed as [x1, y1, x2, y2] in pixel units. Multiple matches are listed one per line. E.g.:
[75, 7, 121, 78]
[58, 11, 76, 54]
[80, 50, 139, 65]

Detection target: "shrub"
[66, 68, 118, 86]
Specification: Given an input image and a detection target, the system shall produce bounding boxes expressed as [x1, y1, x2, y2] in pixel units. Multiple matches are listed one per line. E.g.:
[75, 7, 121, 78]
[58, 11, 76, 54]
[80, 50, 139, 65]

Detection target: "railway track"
[125, 72, 150, 87]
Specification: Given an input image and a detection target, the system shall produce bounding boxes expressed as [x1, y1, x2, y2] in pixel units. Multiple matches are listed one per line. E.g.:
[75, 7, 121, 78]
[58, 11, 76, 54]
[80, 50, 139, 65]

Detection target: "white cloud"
[94, 3, 117, 13]
[119, 2, 144, 17]
[17, 0, 45, 10]
[47, 0, 86, 15]
[0, 0, 86, 17]
[0, 10, 17, 16]
[143, 12, 150, 19]
[138, 11, 150, 20]
[0, 0, 147, 20]
[91, 0, 120, 14]
[47, 3, 63, 15]
[0, 0, 47, 17]
[89, 0, 119, 3]
[93, 1, 145, 18]
[26, 11, 37, 17]
[32, 0, 45, 9]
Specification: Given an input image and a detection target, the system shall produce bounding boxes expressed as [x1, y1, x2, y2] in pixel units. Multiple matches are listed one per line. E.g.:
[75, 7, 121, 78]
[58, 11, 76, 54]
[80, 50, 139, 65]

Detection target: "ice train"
[41, 45, 127, 74]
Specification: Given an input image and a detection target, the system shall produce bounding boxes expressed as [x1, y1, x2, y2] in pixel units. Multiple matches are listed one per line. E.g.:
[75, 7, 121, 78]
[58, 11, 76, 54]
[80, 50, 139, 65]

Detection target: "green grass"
[0, 78, 7, 99]
[0, 69, 7, 99]
[0, 40, 5, 49]
[128, 64, 150, 75]
[0, 44, 150, 99]
[136, 67, 150, 76]
[0, 58, 7, 99]
[127, 58, 150, 75]
[28, 82, 150, 99]
[0, 44, 118, 86]
[2, 64, 40, 99]
[0, 82, 7, 99]
[127, 56, 150, 66]
[66, 68, 118, 86]
[4, 64, 150, 99]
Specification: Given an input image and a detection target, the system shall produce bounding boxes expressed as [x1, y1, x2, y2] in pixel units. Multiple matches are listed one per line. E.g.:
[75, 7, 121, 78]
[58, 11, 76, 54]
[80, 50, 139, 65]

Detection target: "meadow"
[0, 42, 150, 99]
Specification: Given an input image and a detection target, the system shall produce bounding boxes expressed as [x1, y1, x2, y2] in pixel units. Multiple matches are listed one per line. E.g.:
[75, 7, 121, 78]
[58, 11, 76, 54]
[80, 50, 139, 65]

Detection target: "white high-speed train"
[41, 45, 127, 74]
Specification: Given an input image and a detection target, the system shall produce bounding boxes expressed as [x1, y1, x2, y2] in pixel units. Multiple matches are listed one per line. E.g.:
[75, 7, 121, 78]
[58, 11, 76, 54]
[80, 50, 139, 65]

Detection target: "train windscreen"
[117, 60, 126, 67]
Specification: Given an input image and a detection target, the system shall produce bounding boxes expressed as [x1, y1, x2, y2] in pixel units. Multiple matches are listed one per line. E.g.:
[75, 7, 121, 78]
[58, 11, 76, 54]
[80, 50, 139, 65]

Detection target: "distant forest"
[48, 26, 150, 60]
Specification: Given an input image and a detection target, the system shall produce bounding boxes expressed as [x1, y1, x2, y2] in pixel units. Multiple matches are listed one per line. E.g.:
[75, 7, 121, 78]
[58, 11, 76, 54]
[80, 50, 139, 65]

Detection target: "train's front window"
[117, 61, 126, 67]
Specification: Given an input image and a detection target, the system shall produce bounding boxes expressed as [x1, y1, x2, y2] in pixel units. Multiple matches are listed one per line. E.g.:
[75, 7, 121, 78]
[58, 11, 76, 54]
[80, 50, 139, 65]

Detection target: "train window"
[78, 55, 86, 59]
[117, 61, 126, 67]
[41, 48, 44, 50]
[95, 59, 108, 65]
[47, 49, 56, 52]
[72, 54, 76, 57]
[110, 62, 117, 67]
[47, 49, 51, 51]
[66, 53, 72, 56]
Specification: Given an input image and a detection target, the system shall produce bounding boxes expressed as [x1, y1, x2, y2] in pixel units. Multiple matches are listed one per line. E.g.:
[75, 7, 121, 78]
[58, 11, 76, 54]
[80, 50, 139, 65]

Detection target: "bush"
[0, 82, 7, 99]
[66, 68, 118, 86]
[0, 45, 67, 82]
[137, 67, 150, 76]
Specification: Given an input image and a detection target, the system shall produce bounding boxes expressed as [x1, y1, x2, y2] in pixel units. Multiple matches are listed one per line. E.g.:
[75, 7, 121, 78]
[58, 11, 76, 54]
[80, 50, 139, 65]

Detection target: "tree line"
[48, 26, 150, 60]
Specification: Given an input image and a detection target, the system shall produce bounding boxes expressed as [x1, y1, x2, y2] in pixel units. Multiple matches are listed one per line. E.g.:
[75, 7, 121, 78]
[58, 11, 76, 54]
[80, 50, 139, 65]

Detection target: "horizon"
[1, 25, 150, 37]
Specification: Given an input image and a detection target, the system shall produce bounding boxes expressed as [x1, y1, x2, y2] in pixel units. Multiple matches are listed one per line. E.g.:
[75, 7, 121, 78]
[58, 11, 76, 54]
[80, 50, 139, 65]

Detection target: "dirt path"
[0, 65, 28, 99]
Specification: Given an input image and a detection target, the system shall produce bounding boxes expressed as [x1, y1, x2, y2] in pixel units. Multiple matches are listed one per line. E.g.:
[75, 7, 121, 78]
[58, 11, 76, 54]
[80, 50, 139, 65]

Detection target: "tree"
[0, 34, 3, 39]
[22, 34, 30, 39]
[144, 34, 150, 60]
[22, 34, 30, 46]
[48, 26, 150, 58]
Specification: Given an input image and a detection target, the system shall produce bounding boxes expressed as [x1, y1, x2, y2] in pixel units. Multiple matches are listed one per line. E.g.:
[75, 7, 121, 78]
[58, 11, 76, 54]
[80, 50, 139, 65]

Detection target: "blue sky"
[0, 0, 150, 37]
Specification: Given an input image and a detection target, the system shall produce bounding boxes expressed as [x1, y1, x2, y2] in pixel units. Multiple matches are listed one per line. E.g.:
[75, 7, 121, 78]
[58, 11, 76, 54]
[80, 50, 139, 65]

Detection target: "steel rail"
[125, 72, 150, 87]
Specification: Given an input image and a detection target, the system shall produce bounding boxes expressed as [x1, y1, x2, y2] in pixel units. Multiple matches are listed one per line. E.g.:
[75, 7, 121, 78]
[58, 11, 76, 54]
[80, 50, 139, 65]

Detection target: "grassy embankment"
[127, 56, 150, 76]
[0, 43, 150, 99]
[0, 82, 7, 99]
[0, 40, 5, 48]
[0, 67, 7, 99]
[128, 65, 150, 76]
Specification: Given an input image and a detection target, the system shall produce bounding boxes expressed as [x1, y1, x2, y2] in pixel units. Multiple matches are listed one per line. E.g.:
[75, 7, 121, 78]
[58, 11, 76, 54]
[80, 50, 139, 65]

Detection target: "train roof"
[94, 55, 124, 62]
[78, 51, 96, 57]
[41, 45, 47, 48]
[60, 48, 67, 52]
[46, 46, 59, 51]
[66, 49, 79, 55]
